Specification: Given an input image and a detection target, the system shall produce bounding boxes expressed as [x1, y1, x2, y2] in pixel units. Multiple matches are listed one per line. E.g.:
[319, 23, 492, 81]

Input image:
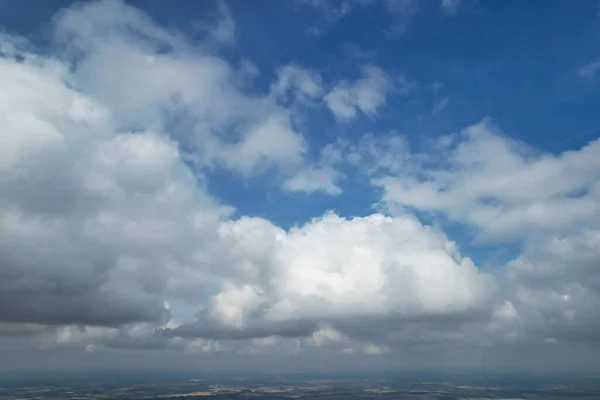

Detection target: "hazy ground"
[1, 371, 599, 400]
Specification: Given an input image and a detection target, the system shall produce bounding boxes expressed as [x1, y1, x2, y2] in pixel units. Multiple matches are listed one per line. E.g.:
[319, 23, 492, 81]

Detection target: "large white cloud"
[206, 213, 493, 326]
[369, 120, 600, 348]
[0, 42, 224, 326]
[374, 120, 600, 241]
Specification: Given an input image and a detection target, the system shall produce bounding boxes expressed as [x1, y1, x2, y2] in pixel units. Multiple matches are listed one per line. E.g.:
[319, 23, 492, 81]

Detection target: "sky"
[1, 0, 600, 375]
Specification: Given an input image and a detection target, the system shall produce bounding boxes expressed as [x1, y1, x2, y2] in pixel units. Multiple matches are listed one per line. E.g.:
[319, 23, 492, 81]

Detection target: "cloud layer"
[1, 0, 600, 372]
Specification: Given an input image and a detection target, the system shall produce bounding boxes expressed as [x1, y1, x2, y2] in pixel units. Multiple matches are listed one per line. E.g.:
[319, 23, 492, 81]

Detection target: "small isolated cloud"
[432, 95, 450, 114]
[283, 167, 343, 195]
[325, 66, 392, 122]
[272, 65, 323, 103]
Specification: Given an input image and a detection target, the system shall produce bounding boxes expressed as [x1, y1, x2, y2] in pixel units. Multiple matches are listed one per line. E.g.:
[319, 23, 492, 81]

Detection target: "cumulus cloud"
[272, 65, 323, 103]
[163, 213, 494, 343]
[361, 120, 600, 348]
[325, 66, 392, 122]
[0, 0, 271, 331]
[374, 120, 600, 241]
[50, 0, 315, 178]
[283, 167, 343, 195]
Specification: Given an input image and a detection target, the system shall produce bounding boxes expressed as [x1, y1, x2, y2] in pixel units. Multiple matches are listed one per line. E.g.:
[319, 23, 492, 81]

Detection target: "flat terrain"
[1, 373, 599, 400]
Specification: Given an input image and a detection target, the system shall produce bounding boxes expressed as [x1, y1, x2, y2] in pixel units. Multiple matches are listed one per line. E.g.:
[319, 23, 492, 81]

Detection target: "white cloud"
[0, 0, 239, 334]
[206, 1, 237, 46]
[217, 113, 308, 175]
[283, 167, 343, 195]
[272, 65, 323, 103]
[325, 66, 392, 122]
[166, 212, 495, 343]
[357, 119, 600, 348]
[374, 120, 600, 241]
[52, 0, 313, 178]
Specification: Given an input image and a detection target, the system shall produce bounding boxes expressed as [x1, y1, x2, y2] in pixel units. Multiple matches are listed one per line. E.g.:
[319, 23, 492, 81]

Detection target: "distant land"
[1, 371, 599, 400]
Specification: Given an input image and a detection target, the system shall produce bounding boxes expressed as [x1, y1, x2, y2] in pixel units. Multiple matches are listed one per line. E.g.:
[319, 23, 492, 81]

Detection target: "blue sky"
[151, 0, 600, 226]
[2, 0, 600, 372]
[162, 0, 597, 229]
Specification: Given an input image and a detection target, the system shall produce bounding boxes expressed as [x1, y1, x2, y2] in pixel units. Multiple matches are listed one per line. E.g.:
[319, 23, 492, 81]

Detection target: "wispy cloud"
[579, 59, 600, 82]
[324, 65, 392, 122]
